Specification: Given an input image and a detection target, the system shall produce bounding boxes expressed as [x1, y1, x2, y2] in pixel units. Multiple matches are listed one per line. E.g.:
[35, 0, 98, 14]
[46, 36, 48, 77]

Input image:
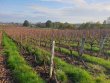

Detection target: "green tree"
[103, 20, 106, 24]
[23, 20, 30, 27]
[46, 20, 52, 27]
[58, 23, 64, 29]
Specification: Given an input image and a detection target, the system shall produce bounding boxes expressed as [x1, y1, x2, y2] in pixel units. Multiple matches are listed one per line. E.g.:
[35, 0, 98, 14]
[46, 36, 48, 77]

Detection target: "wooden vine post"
[50, 41, 55, 79]
[78, 36, 88, 68]
[79, 37, 85, 56]
[99, 35, 106, 56]
[20, 33, 22, 50]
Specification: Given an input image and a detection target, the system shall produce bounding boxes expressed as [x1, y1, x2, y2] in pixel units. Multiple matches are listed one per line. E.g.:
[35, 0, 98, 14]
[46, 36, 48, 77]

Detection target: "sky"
[0, 0, 110, 23]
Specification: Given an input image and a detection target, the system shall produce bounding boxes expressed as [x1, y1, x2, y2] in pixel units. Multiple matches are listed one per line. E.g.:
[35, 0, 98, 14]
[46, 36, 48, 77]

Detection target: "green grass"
[26, 45, 110, 83]
[55, 47, 110, 69]
[4, 33, 110, 83]
[56, 70, 68, 83]
[66, 42, 110, 54]
[25, 45, 94, 83]
[2, 33, 45, 83]
[8, 36, 69, 83]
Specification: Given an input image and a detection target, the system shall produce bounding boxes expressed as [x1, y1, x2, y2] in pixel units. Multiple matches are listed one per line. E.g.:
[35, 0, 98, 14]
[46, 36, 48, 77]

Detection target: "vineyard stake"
[50, 41, 55, 78]
[99, 35, 106, 56]
[79, 37, 88, 69]
[79, 37, 85, 56]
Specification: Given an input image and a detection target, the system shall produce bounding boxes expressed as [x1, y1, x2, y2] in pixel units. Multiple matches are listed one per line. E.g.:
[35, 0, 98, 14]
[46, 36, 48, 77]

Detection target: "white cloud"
[90, 3, 110, 11]
[40, 0, 110, 11]
[40, 0, 87, 6]
[29, 5, 62, 16]
[29, 1, 110, 22]
[1, 0, 110, 23]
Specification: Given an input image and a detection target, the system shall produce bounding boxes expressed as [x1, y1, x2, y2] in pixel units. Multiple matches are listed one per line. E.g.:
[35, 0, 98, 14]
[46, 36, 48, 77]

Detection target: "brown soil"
[0, 47, 13, 83]
[42, 46, 109, 77]
[59, 44, 110, 60]
[20, 49, 50, 82]
[42, 47, 85, 68]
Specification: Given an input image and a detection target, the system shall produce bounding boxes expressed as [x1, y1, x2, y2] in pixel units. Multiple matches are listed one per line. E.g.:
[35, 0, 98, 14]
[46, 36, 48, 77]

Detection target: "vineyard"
[0, 25, 110, 83]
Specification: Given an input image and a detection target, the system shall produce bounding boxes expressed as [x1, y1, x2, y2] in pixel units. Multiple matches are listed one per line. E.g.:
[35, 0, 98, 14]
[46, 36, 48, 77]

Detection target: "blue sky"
[0, 0, 110, 23]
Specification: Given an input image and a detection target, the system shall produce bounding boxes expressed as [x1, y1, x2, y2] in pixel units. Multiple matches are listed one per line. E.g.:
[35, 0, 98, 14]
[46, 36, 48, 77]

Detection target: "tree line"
[23, 20, 110, 29]
[23, 20, 75, 29]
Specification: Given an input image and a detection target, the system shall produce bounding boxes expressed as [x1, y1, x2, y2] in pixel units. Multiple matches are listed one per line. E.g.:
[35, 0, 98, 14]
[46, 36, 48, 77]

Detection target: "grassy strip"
[2, 34, 45, 83]
[26, 45, 94, 83]
[8, 35, 68, 83]
[66, 43, 110, 55]
[63, 43, 99, 52]
[55, 47, 110, 69]
[6, 33, 110, 83]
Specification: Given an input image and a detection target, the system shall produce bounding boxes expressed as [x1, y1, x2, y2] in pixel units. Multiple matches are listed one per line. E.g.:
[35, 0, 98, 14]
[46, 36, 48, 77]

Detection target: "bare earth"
[0, 38, 13, 83]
